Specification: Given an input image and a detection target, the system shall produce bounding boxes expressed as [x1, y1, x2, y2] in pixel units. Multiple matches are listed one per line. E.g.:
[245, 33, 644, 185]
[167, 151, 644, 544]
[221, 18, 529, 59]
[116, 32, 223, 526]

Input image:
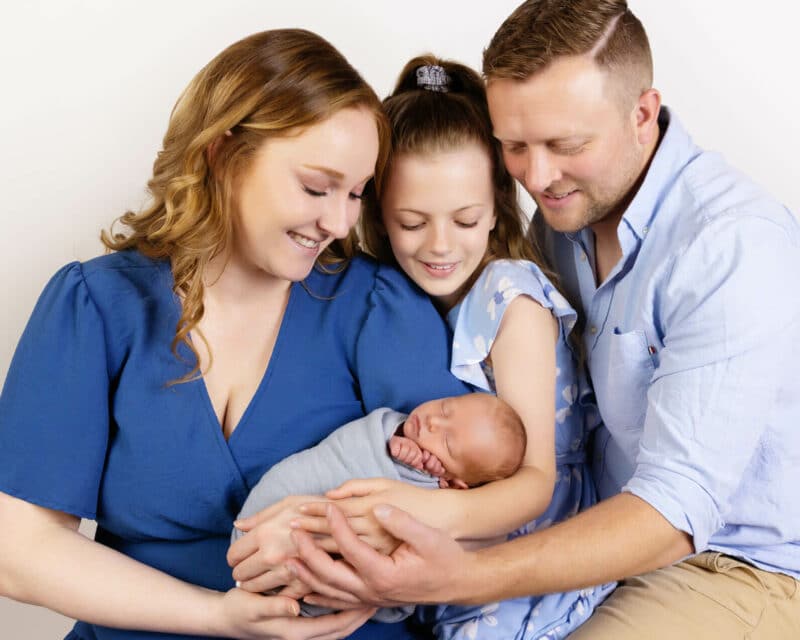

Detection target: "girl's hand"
[291, 479, 433, 556]
[214, 587, 375, 640]
[228, 495, 326, 592]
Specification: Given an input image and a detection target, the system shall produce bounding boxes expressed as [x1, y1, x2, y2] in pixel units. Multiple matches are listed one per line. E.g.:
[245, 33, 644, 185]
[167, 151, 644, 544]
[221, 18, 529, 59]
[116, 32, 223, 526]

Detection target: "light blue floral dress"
[424, 259, 615, 640]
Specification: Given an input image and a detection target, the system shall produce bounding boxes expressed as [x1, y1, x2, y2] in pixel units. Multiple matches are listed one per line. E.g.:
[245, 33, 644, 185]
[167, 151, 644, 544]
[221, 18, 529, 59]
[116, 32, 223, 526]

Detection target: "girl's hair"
[359, 54, 559, 306]
[101, 29, 389, 381]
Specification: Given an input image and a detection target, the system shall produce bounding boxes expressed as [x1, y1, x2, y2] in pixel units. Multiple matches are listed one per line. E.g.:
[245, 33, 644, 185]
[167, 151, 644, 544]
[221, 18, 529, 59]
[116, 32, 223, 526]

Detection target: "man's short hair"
[483, 0, 653, 107]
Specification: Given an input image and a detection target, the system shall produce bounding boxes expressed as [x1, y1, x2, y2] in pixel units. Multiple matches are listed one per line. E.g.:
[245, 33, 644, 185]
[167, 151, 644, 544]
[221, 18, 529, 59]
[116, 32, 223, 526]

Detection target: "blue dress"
[428, 260, 615, 640]
[0, 250, 470, 640]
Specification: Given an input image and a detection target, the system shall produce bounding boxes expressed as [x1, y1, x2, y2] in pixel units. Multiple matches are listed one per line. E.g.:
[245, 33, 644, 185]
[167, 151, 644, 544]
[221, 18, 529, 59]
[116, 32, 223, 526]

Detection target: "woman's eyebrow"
[301, 164, 345, 180]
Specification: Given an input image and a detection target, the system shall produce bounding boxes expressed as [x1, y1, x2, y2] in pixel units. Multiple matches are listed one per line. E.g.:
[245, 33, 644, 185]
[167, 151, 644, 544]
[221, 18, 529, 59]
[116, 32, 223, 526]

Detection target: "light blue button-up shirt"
[537, 108, 800, 578]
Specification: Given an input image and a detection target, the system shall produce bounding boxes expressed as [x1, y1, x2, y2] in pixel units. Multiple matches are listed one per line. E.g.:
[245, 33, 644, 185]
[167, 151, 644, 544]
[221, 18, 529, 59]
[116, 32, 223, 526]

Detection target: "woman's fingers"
[324, 478, 392, 500]
[236, 564, 296, 593]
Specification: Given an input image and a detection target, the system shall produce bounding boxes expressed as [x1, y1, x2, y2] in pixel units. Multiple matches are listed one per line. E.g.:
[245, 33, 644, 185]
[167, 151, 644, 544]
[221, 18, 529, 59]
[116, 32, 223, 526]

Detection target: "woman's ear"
[206, 130, 233, 171]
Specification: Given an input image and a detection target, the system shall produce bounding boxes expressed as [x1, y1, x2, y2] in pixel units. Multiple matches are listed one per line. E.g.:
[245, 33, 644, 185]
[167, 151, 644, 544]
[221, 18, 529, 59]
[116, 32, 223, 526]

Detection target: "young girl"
[329, 55, 615, 639]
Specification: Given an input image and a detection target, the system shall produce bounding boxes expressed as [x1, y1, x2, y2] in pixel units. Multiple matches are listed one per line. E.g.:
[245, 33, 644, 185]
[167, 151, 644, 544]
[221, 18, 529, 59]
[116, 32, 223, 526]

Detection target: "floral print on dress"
[428, 260, 615, 640]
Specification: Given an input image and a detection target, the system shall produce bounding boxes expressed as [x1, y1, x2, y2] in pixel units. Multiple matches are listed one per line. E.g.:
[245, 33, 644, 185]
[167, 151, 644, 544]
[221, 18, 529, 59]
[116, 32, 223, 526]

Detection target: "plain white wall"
[0, 1, 797, 636]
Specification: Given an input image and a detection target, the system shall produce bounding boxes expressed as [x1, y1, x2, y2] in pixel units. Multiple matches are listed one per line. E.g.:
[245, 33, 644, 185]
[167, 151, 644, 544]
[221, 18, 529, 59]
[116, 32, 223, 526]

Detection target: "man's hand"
[287, 504, 473, 610]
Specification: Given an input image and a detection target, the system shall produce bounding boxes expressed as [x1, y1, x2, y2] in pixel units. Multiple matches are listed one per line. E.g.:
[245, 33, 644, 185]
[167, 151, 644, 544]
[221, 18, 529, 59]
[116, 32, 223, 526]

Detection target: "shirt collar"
[621, 106, 701, 240]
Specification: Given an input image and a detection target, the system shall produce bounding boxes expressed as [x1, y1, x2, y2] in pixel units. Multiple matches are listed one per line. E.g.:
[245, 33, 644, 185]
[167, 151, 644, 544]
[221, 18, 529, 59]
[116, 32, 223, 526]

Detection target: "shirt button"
[642, 226, 649, 235]
[589, 326, 598, 334]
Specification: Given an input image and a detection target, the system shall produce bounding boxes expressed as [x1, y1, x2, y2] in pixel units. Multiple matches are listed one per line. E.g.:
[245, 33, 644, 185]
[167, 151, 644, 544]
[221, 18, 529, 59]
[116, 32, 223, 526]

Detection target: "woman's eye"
[303, 186, 327, 197]
[349, 191, 365, 201]
[400, 223, 424, 231]
[455, 220, 479, 228]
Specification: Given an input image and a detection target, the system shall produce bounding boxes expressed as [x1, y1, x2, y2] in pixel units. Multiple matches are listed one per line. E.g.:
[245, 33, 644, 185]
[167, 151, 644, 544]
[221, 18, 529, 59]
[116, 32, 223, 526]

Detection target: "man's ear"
[634, 88, 661, 146]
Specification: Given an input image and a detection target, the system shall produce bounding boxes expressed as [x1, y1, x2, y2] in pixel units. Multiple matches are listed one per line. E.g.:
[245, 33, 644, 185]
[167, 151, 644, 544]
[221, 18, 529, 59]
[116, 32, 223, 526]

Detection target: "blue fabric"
[0, 250, 470, 640]
[541, 107, 800, 578]
[426, 260, 614, 640]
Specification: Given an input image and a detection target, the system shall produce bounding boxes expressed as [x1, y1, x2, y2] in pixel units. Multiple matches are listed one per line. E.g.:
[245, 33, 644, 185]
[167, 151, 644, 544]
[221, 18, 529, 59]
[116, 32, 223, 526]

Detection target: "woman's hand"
[291, 479, 434, 556]
[228, 495, 327, 593]
[214, 587, 375, 640]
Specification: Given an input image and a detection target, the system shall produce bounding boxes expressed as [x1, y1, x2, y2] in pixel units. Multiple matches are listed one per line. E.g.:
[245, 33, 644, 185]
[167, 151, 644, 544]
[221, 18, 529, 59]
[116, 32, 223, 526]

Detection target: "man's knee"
[568, 553, 800, 639]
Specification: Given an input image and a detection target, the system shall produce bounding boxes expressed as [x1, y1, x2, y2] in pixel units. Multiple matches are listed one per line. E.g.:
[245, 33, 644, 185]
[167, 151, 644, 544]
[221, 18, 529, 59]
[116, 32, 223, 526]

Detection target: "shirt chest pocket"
[594, 329, 655, 435]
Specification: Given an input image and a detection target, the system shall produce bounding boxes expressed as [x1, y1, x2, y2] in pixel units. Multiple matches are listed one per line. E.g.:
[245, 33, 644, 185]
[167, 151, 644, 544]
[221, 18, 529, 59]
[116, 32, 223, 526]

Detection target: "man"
[288, 1, 800, 636]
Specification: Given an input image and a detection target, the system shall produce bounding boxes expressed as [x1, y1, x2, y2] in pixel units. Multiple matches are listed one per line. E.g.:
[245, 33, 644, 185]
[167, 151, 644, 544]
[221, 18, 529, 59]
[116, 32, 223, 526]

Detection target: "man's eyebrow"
[301, 164, 345, 180]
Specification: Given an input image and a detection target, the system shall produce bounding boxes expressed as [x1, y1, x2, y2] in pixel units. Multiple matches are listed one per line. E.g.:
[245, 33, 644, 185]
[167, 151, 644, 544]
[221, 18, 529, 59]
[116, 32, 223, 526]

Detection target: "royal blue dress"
[0, 249, 470, 640]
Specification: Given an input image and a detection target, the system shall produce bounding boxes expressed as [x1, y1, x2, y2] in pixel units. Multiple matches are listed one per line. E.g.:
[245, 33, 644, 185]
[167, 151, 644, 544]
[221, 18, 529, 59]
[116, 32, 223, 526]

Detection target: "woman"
[0, 30, 468, 640]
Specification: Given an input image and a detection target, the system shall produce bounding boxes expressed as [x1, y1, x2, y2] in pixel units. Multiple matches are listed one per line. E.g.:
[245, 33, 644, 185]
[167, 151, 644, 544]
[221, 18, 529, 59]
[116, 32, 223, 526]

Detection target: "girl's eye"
[400, 223, 424, 231]
[349, 191, 365, 201]
[303, 185, 327, 197]
[455, 220, 479, 229]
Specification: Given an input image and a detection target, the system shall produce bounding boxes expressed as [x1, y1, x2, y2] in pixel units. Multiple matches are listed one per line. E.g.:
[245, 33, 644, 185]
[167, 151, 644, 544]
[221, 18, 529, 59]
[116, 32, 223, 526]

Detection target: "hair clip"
[416, 65, 450, 92]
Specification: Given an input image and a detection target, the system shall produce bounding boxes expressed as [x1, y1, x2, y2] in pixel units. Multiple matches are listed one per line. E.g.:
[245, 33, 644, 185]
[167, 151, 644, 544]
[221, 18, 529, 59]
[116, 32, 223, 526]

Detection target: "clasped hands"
[226, 480, 471, 612]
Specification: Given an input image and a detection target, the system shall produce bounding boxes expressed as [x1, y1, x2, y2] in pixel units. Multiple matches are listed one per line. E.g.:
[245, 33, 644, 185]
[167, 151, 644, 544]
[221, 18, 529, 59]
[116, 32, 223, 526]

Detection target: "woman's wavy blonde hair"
[102, 29, 389, 382]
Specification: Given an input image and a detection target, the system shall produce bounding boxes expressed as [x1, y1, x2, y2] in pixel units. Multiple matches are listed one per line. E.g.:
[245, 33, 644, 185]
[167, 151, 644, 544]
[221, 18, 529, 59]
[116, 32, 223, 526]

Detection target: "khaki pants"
[569, 552, 800, 639]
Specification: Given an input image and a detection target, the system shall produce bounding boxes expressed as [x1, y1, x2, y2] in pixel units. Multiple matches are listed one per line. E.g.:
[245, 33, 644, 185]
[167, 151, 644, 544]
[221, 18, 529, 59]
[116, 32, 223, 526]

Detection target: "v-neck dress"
[0, 249, 470, 640]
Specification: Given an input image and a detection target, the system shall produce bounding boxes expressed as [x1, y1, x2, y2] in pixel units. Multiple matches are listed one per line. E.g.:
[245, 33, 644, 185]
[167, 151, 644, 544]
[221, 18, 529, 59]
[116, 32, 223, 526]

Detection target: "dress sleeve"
[0, 262, 111, 519]
[355, 264, 472, 414]
[448, 259, 577, 391]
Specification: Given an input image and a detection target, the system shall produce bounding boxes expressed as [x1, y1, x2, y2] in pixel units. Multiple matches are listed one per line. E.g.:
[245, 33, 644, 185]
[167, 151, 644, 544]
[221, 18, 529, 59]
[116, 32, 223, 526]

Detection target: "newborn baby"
[231, 392, 526, 621]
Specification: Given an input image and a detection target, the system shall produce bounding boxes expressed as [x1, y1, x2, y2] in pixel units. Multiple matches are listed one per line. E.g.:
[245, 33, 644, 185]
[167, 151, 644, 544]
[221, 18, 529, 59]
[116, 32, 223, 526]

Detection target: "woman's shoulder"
[303, 253, 427, 304]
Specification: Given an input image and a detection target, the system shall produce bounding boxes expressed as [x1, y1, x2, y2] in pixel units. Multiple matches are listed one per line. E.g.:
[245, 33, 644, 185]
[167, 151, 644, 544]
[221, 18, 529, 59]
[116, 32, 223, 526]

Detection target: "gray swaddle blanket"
[232, 407, 438, 622]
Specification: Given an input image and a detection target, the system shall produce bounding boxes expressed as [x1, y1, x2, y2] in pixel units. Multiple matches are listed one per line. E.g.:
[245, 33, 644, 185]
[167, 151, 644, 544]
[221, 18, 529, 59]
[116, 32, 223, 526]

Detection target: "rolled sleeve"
[623, 215, 799, 552]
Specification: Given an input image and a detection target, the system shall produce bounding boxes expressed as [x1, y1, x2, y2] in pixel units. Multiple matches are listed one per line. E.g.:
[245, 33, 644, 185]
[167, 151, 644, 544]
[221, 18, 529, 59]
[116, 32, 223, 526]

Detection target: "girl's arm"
[298, 295, 559, 541]
[0, 491, 372, 639]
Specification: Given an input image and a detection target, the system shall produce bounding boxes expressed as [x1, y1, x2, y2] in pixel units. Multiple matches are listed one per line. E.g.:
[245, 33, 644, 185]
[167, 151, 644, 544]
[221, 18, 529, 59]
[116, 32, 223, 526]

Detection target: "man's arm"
[289, 492, 692, 607]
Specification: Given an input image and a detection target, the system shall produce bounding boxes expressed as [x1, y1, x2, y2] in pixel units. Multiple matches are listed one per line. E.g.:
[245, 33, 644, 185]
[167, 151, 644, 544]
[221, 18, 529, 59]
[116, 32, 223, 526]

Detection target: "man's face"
[487, 55, 646, 234]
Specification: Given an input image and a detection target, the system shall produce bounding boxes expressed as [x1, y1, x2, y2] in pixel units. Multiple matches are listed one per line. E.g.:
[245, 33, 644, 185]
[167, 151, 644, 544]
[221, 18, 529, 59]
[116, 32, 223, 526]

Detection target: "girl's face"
[231, 106, 379, 283]
[381, 142, 496, 310]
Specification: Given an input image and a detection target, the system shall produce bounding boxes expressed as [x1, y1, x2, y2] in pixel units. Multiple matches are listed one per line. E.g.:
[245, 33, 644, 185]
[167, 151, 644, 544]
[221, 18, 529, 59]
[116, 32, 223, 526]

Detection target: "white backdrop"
[0, 1, 797, 636]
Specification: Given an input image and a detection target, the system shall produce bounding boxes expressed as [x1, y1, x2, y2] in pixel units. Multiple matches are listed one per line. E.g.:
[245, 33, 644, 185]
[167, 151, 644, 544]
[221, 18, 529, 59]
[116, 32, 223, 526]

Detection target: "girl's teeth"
[427, 263, 453, 270]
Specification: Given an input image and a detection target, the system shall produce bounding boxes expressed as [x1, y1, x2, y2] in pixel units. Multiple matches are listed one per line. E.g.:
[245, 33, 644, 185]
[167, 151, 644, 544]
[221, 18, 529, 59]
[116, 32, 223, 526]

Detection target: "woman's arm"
[0, 491, 372, 639]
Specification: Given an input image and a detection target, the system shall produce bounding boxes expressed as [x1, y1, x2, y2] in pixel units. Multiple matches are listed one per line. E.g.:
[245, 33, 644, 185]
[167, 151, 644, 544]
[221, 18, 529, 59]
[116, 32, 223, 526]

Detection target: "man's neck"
[590, 120, 664, 285]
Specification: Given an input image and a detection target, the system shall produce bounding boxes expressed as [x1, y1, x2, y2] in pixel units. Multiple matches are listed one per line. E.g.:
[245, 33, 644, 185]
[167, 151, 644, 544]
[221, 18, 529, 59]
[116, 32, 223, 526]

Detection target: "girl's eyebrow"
[395, 204, 484, 216]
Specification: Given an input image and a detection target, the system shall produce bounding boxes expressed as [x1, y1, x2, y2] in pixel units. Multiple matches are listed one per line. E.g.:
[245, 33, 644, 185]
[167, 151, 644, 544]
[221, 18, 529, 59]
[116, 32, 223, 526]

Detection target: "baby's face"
[403, 393, 500, 483]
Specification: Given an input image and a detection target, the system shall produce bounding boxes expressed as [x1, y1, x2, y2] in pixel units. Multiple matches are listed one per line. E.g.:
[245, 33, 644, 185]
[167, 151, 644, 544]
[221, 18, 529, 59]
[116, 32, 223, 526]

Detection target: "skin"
[390, 394, 518, 489]
[286, 55, 694, 610]
[199, 107, 379, 439]
[380, 143, 496, 310]
[0, 106, 381, 640]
